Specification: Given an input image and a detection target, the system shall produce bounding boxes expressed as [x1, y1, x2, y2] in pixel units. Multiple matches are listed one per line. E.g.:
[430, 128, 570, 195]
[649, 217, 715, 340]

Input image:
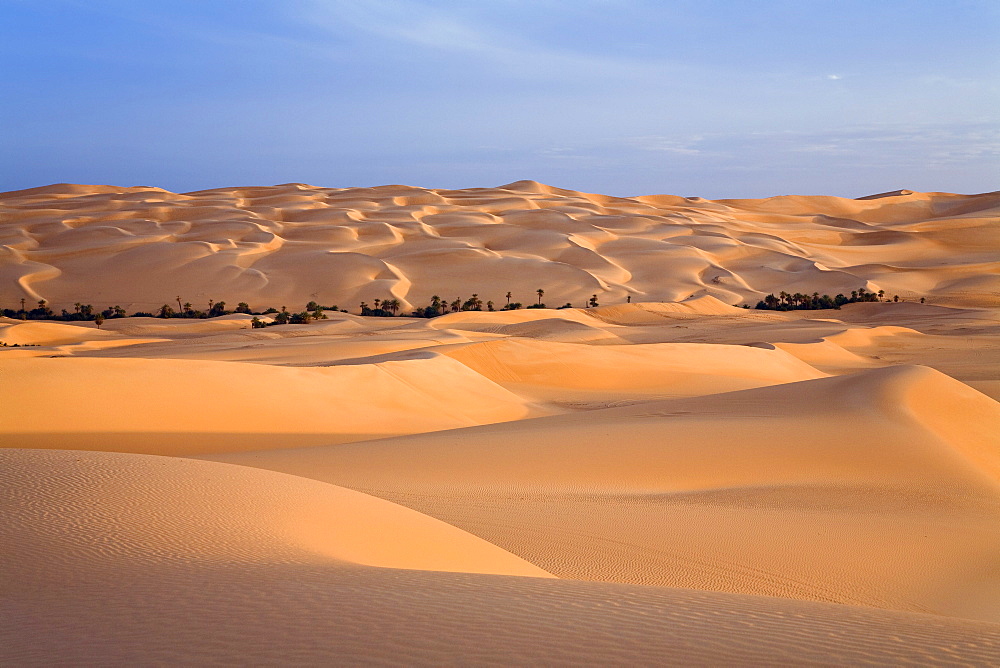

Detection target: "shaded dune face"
[1, 181, 998, 312]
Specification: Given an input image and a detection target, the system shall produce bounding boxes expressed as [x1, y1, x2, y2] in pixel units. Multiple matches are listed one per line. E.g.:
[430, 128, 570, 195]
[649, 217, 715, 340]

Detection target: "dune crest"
[1, 182, 997, 312]
[0, 449, 551, 576]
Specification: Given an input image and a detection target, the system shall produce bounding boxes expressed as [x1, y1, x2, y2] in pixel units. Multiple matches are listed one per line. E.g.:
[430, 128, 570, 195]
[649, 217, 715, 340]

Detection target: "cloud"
[521, 122, 1000, 175]
[826, 74, 842, 80]
[294, 0, 688, 83]
[623, 135, 704, 156]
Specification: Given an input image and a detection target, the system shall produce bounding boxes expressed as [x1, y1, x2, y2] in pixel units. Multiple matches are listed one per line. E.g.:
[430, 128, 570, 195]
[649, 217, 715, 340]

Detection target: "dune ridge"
[2, 181, 998, 313]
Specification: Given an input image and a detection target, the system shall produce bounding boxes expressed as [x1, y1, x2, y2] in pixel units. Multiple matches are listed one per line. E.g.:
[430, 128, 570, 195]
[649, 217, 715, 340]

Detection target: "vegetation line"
[1, 287, 918, 331]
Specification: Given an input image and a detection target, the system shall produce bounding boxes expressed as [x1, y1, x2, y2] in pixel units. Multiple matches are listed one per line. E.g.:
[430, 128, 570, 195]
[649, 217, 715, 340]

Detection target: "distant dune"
[1, 181, 997, 313]
[2, 181, 999, 664]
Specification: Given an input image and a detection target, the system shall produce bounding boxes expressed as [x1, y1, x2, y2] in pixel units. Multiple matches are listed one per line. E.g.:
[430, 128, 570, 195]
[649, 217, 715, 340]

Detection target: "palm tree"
[94, 313, 105, 329]
[506, 291, 512, 306]
[536, 288, 544, 305]
[176, 296, 182, 312]
[373, 298, 381, 311]
[486, 300, 494, 311]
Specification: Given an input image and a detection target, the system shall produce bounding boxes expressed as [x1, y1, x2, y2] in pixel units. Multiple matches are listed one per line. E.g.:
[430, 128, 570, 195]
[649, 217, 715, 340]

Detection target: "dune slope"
[3, 448, 998, 666]
[212, 366, 1000, 622]
[0, 354, 537, 454]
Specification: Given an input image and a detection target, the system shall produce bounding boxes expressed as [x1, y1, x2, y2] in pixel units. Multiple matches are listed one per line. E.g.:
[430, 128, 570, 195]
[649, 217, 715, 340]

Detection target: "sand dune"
[0, 448, 551, 576]
[441, 336, 825, 401]
[0, 353, 538, 454]
[212, 365, 1000, 622]
[2, 182, 997, 314]
[3, 448, 998, 666]
[2, 181, 999, 663]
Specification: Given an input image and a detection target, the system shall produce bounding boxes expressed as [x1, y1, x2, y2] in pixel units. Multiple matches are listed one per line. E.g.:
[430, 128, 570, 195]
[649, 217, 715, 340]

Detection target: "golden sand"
[2, 182, 998, 664]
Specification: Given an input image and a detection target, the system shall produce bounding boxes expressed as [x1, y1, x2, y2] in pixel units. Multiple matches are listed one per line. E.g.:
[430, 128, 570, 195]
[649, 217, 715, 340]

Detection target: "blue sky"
[2, 0, 997, 197]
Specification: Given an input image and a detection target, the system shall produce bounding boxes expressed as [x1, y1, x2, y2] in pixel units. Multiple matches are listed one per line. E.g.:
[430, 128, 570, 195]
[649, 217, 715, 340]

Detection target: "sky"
[1, 0, 998, 198]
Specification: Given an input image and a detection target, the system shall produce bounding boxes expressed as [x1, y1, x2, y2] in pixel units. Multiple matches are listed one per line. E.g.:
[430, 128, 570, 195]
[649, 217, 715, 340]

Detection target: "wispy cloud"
[294, 0, 688, 82]
[522, 122, 1000, 173]
[624, 135, 704, 156]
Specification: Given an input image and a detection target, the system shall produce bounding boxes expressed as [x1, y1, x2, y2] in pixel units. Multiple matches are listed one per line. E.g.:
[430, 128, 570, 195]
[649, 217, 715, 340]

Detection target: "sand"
[2, 182, 999, 664]
[2, 181, 998, 313]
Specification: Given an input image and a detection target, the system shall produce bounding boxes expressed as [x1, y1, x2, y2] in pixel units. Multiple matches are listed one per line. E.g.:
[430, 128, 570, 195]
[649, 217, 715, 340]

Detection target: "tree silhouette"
[506, 291, 512, 306]
[29, 300, 55, 320]
[462, 294, 483, 311]
[536, 288, 544, 305]
[94, 313, 105, 329]
[755, 286, 883, 311]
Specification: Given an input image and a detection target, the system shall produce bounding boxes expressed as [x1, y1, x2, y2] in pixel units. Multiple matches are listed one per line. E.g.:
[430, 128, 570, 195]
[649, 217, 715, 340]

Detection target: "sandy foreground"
[1, 182, 999, 664]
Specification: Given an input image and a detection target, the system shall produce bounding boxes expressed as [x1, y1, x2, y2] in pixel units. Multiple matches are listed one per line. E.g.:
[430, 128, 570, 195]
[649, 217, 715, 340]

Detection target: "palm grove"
[2, 286, 912, 328]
